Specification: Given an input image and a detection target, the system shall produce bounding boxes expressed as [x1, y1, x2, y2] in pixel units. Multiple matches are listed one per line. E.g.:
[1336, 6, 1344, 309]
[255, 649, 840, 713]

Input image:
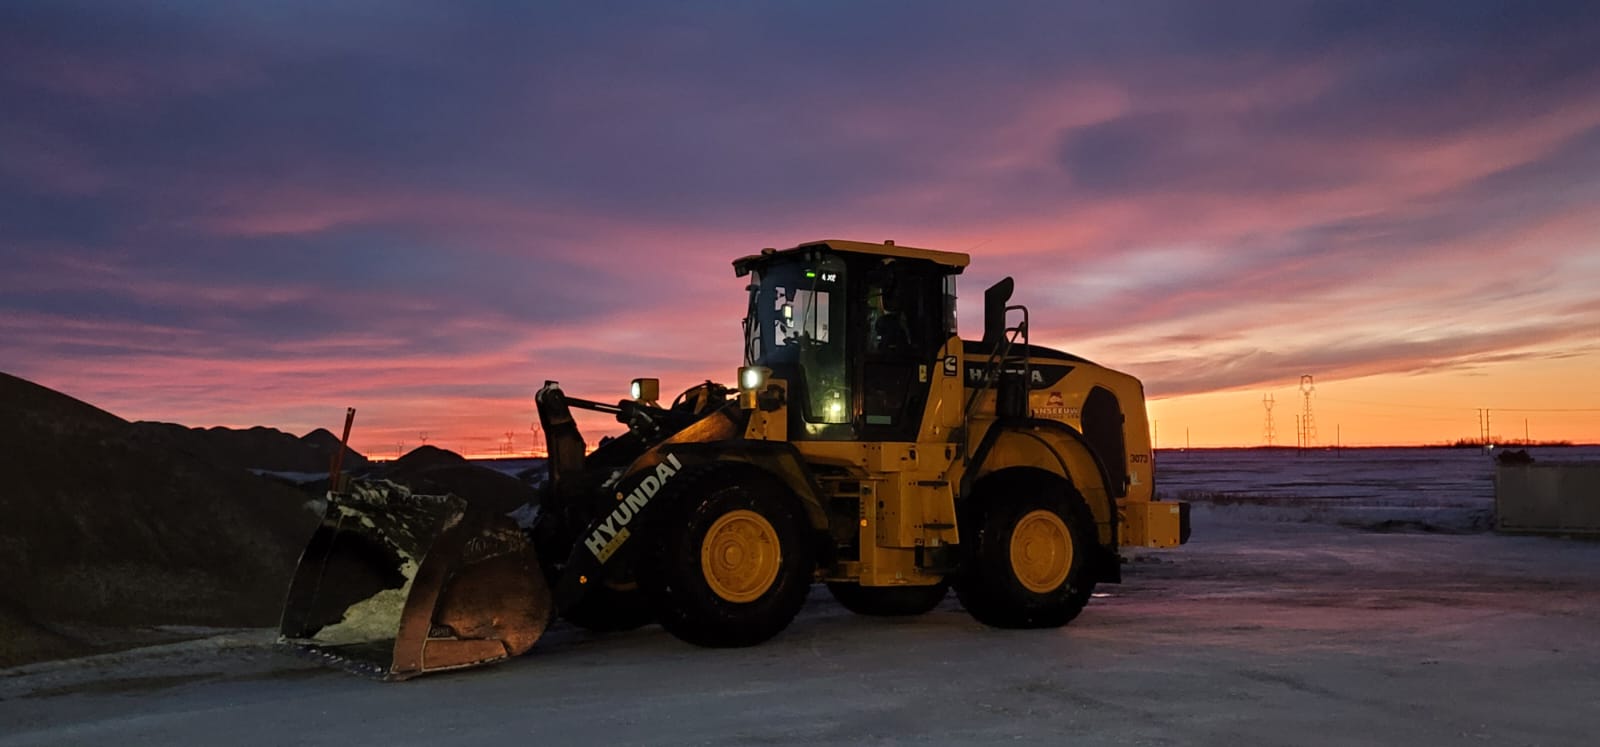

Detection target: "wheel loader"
[278, 239, 1190, 679]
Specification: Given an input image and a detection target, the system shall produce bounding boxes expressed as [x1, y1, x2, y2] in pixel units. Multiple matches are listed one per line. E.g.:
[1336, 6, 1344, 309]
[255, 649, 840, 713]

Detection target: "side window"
[773, 287, 830, 347]
[797, 256, 849, 423]
[865, 283, 909, 355]
[865, 262, 941, 357]
[943, 275, 958, 338]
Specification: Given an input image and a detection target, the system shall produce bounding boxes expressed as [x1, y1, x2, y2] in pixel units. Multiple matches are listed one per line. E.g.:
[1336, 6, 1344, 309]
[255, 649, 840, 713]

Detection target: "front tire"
[638, 467, 815, 647]
[955, 477, 1097, 628]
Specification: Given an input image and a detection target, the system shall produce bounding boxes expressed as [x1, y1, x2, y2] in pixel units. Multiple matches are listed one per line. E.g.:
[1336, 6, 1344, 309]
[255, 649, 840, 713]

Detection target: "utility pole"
[1186, 427, 1191, 451]
[1299, 375, 1317, 448]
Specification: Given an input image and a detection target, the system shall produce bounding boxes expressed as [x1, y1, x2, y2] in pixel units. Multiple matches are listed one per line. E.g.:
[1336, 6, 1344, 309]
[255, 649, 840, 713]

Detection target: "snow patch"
[507, 502, 540, 529]
[309, 588, 412, 646]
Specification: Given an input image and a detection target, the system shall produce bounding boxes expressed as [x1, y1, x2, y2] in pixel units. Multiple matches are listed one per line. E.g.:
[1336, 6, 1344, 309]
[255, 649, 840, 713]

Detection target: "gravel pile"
[0, 372, 325, 668]
[0, 372, 542, 670]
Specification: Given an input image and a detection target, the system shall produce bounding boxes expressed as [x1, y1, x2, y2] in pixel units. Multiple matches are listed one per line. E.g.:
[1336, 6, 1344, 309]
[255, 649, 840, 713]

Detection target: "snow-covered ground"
[3, 448, 1598, 745]
[1158, 445, 1600, 530]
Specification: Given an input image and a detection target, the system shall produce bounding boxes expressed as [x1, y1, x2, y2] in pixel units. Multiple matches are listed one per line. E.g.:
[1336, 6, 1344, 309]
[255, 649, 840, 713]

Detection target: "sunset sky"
[4, 1, 1598, 456]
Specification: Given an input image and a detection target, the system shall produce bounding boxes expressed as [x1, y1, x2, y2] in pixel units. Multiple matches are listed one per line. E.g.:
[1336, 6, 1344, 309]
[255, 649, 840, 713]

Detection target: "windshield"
[743, 254, 850, 423]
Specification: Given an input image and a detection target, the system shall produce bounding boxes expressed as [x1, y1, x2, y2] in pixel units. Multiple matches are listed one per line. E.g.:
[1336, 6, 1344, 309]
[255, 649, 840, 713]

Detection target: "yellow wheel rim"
[700, 509, 781, 603]
[1009, 509, 1073, 593]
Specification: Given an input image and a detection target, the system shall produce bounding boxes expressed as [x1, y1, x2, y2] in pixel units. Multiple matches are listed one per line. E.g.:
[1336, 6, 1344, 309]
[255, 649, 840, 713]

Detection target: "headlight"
[631, 378, 659, 403]
[740, 366, 767, 391]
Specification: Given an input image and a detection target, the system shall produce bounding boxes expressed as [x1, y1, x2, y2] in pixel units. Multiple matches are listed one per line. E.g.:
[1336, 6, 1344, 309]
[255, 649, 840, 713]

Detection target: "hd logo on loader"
[585, 453, 684, 562]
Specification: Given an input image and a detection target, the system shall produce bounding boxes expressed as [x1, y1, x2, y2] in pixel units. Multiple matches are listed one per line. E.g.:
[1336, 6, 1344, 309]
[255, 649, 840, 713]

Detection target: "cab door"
[857, 259, 947, 443]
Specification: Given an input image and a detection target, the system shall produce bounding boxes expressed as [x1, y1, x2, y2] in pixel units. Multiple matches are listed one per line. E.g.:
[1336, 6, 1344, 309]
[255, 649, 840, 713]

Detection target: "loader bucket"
[278, 480, 552, 680]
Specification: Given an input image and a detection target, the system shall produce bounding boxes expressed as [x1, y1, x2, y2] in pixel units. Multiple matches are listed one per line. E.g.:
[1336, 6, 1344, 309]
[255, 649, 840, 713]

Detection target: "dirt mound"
[0, 597, 96, 669]
[300, 427, 369, 469]
[389, 444, 470, 470]
[0, 372, 321, 668]
[133, 421, 368, 473]
[375, 445, 538, 515]
[1496, 449, 1534, 465]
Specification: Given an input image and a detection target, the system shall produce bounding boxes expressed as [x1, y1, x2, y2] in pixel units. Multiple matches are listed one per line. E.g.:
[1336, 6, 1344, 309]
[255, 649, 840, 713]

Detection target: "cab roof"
[733, 239, 970, 277]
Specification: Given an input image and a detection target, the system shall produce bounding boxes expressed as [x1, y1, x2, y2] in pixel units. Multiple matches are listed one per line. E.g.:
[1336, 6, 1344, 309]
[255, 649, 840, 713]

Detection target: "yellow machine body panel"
[279, 238, 1188, 681]
[781, 440, 956, 588]
[740, 326, 1182, 588]
[1121, 500, 1186, 548]
[957, 425, 1113, 541]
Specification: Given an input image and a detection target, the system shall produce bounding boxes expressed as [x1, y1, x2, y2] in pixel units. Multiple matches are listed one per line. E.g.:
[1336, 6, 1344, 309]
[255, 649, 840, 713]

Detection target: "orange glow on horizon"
[336, 348, 1600, 459]
[1146, 351, 1600, 448]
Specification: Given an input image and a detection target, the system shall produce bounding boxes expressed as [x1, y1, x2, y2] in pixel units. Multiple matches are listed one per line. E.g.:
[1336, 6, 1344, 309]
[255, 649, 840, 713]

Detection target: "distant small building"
[1495, 462, 1600, 536]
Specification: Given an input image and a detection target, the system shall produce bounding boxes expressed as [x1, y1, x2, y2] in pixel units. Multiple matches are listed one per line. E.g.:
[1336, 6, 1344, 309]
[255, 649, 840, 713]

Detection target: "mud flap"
[278, 480, 552, 680]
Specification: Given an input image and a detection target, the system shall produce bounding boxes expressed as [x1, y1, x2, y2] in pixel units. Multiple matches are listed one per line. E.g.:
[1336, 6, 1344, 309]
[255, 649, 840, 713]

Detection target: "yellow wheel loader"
[278, 239, 1189, 679]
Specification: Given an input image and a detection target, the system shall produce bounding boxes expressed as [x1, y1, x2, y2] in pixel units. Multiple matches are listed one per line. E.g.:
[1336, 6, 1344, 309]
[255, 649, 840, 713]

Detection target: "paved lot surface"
[4, 512, 1598, 746]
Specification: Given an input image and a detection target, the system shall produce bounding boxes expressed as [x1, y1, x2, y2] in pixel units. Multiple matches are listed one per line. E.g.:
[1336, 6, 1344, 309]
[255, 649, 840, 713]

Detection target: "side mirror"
[983, 277, 1014, 347]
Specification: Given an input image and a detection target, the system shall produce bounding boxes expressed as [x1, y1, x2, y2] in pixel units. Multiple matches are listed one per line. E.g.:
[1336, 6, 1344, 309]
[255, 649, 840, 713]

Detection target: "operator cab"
[734, 240, 968, 441]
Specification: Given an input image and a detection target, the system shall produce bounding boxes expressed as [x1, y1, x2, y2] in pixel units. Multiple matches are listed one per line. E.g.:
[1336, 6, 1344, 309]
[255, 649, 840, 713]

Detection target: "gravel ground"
[3, 508, 1598, 746]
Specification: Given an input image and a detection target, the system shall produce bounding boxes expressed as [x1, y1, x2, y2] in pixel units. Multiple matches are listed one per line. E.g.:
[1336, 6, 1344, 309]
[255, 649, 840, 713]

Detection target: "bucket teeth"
[278, 480, 552, 680]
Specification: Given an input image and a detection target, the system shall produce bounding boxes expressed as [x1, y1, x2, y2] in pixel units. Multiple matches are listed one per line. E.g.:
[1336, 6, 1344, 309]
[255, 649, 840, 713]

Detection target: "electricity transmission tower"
[1299, 375, 1317, 448]
[1263, 394, 1277, 446]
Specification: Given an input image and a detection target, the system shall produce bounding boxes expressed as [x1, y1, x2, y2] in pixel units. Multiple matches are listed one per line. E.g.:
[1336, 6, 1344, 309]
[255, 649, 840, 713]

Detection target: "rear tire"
[826, 581, 949, 617]
[638, 467, 815, 647]
[955, 477, 1097, 628]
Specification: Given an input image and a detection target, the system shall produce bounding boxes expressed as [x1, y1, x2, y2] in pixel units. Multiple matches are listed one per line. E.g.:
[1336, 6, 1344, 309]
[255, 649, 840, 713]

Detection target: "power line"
[1318, 397, 1463, 411]
[1303, 409, 1465, 423]
[1487, 407, 1600, 413]
[1319, 397, 1600, 413]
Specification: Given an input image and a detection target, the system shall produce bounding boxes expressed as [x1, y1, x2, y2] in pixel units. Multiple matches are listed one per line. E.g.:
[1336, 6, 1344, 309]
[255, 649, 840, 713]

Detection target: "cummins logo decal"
[585, 452, 684, 562]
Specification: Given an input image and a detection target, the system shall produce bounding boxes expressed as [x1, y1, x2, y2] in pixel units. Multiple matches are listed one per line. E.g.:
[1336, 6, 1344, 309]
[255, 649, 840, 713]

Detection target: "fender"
[964, 418, 1121, 552]
[553, 436, 830, 613]
[662, 440, 829, 529]
[554, 446, 695, 611]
